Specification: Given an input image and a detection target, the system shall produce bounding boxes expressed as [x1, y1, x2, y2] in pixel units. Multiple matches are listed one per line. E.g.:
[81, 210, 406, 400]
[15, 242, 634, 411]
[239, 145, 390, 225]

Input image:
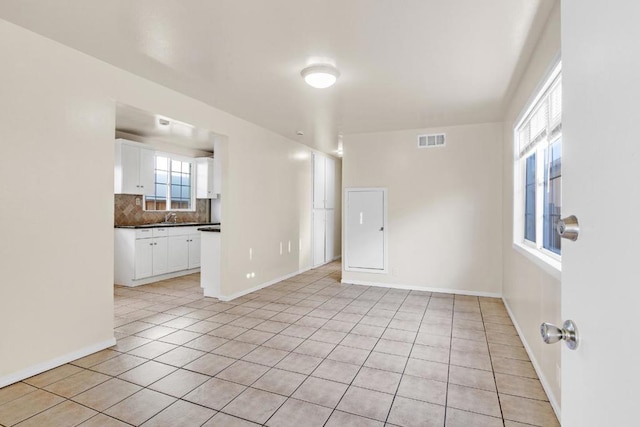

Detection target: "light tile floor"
[0, 262, 560, 426]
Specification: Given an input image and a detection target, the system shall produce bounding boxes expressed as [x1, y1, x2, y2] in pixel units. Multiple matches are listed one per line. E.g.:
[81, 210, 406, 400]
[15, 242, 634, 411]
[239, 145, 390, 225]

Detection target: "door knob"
[557, 215, 579, 241]
[540, 320, 579, 350]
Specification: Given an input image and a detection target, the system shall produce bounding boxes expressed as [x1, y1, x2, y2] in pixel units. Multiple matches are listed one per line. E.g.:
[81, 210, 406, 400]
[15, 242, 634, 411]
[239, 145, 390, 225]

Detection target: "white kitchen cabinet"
[114, 139, 155, 195]
[189, 233, 201, 269]
[168, 235, 189, 272]
[133, 237, 167, 279]
[115, 226, 201, 286]
[134, 238, 153, 279]
[196, 157, 216, 199]
[167, 227, 201, 272]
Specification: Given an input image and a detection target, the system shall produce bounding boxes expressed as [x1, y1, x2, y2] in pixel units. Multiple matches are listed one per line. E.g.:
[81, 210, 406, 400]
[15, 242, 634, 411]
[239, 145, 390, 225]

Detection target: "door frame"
[343, 187, 388, 274]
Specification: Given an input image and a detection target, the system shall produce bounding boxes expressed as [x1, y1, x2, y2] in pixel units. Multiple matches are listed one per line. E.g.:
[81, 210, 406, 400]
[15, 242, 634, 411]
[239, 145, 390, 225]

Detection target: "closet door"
[313, 154, 326, 209]
[312, 209, 326, 267]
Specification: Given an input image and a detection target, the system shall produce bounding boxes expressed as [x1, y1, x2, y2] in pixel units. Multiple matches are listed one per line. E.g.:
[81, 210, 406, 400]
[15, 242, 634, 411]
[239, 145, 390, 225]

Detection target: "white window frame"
[512, 59, 562, 278]
[144, 152, 196, 212]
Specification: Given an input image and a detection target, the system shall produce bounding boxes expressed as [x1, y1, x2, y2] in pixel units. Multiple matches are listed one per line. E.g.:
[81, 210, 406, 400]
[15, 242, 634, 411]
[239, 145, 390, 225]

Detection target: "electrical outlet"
[135, 197, 141, 206]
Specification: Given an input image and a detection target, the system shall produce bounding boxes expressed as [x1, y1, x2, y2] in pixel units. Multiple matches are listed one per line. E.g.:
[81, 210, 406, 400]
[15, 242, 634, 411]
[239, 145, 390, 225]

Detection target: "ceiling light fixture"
[301, 64, 340, 89]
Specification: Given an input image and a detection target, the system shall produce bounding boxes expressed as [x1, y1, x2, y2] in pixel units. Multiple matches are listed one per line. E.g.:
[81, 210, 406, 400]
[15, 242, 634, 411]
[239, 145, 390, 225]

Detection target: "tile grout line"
[382, 291, 432, 426]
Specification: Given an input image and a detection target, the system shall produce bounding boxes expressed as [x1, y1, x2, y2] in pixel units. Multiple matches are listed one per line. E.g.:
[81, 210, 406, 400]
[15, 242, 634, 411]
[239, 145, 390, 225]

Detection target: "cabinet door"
[188, 234, 201, 269]
[312, 209, 326, 267]
[325, 157, 335, 209]
[134, 238, 153, 279]
[196, 158, 214, 199]
[313, 154, 326, 209]
[325, 209, 335, 262]
[138, 147, 156, 196]
[167, 235, 189, 272]
[121, 143, 141, 194]
[152, 237, 168, 275]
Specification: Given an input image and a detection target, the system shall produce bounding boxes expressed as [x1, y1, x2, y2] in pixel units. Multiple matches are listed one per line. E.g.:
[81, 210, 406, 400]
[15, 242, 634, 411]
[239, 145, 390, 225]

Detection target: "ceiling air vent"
[417, 133, 446, 148]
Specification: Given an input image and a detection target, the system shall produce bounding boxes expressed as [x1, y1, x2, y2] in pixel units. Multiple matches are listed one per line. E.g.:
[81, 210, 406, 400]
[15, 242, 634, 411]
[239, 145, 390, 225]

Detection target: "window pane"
[524, 153, 536, 242]
[171, 184, 181, 199]
[181, 186, 191, 200]
[171, 160, 182, 173]
[155, 170, 168, 185]
[155, 183, 167, 199]
[543, 139, 562, 254]
[156, 156, 168, 171]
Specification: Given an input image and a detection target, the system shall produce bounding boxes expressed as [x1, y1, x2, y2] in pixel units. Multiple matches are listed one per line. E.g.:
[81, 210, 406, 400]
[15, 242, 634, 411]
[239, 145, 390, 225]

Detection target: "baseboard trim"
[0, 337, 117, 388]
[117, 268, 201, 287]
[341, 279, 502, 298]
[503, 298, 561, 421]
[215, 266, 313, 301]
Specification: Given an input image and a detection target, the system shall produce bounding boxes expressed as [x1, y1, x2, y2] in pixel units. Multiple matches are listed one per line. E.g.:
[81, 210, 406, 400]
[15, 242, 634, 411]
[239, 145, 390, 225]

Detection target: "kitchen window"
[145, 154, 195, 211]
[514, 61, 562, 265]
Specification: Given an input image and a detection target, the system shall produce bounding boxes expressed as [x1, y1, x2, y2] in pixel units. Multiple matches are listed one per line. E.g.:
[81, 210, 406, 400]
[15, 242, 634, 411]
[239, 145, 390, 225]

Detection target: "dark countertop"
[115, 222, 220, 229]
[198, 226, 221, 232]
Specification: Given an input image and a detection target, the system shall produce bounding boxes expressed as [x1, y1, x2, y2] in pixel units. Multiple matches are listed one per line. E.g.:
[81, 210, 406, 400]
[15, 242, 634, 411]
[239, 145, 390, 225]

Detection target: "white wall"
[501, 2, 562, 414]
[0, 19, 334, 385]
[342, 122, 503, 295]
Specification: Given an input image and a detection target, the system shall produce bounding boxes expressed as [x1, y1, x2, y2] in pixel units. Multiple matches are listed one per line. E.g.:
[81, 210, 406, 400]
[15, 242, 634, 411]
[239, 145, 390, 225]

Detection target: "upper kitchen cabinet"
[196, 157, 216, 199]
[114, 139, 155, 195]
[313, 153, 335, 209]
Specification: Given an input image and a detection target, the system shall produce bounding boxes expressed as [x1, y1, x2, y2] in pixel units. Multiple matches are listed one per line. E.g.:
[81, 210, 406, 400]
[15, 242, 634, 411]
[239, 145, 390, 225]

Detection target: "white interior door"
[561, 2, 640, 425]
[313, 154, 326, 209]
[325, 209, 335, 262]
[346, 189, 385, 270]
[312, 209, 326, 267]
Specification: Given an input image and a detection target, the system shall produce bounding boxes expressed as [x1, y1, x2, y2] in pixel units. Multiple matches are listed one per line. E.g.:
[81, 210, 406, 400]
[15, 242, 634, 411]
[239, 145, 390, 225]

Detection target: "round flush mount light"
[301, 64, 340, 89]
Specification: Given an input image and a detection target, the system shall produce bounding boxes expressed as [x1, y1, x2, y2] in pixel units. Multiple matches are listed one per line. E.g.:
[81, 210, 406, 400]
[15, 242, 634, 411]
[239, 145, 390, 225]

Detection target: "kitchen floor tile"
[104, 389, 175, 425]
[184, 378, 246, 410]
[252, 368, 307, 396]
[336, 386, 394, 421]
[222, 387, 287, 424]
[292, 376, 348, 408]
[72, 378, 140, 412]
[0, 389, 65, 426]
[266, 398, 331, 427]
[143, 399, 216, 426]
[387, 396, 445, 427]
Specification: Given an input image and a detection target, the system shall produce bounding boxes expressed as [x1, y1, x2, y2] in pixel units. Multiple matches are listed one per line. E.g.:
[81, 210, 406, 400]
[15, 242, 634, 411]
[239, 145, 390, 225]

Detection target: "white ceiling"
[0, 0, 556, 154]
[116, 104, 216, 152]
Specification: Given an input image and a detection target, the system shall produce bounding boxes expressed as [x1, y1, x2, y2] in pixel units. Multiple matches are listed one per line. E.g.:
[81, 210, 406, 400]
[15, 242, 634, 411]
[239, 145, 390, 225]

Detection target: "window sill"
[512, 242, 562, 281]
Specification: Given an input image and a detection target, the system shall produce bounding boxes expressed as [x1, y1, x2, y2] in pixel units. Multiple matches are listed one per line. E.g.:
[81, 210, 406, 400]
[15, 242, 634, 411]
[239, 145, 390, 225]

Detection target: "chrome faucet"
[164, 212, 177, 223]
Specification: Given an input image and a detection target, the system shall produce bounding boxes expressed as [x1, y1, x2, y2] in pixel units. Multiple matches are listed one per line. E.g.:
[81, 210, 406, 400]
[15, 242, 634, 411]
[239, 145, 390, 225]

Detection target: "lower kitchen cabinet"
[134, 237, 168, 279]
[115, 226, 201, 286]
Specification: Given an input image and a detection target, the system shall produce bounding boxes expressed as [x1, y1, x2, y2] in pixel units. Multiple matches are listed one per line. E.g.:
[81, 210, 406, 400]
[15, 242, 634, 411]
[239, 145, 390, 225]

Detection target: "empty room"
[1, 1, 638, 426]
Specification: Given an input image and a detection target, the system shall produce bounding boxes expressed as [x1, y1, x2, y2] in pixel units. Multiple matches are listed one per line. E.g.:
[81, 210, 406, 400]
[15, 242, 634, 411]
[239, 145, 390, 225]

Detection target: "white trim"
[117, 268, 201, 287]
[0, 337, 116, 388]
[343, 187, 388, 274]
[341, 279, 501, 298]
[208, 266, 314, 301]
[503, 298, 561, 421]
[513, 243, 562, 281]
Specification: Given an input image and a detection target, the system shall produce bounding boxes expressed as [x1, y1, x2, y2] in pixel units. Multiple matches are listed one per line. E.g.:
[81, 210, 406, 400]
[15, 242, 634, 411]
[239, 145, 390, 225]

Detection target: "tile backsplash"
[114, 194, 209, 226]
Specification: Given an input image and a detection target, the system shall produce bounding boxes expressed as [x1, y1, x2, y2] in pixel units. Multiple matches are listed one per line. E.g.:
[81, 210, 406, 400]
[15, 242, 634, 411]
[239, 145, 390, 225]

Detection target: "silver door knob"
[540, 320, 579, 350]
[557, 215, 579, 241]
